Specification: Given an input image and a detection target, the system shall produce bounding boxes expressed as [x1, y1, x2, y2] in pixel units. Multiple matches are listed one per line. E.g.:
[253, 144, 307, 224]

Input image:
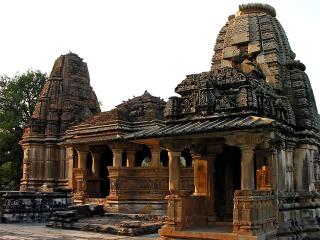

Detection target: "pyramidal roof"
[164, 3, 319, 132]
[29, 53, 100, 138]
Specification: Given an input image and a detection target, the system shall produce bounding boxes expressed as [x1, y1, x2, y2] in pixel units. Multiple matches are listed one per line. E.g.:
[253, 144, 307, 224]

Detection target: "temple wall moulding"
[225, 132, 273, 149]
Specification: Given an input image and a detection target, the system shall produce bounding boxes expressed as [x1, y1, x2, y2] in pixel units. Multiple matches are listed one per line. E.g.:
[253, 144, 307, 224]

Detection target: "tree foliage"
[0, 70, 47, 190]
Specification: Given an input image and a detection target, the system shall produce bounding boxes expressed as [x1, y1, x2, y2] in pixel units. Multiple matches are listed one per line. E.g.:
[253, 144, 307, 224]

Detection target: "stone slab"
[0, 223, 159, 239]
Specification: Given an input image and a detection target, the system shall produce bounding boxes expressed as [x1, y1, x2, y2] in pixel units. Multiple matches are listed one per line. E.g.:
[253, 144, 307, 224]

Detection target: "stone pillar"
[226, 133, 269, 190]
[77, 150, 88, 170]
[193, 154, 208, 195]
[126, 150, 136, 167]
[66, 147, 74, 188]
[168, 151, 181, 194]
[22, 146, 30, 181]
[309, 148, 317, 191]
[59, 147, 67, 180]
[44, 144, 56, 180]
[151, 146, 161, 168]
[206, 153, 218, 222]
[294, 144, 316, 191]
[240, 146, 255, 190]
[112, 148, 122, 167]
[92, 152, 101, 177]
[277, 143, 286, 192]
[267, 148, 277, 191]
[285, 142, 295, 192]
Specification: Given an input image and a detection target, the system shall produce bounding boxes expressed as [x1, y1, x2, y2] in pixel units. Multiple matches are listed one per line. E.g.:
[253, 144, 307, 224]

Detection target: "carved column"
[126, 150, 136, 168]
[285, 142, 295, 192]
[267, 146, 277, 191]
[192, 153, 208, 195]
[92, 152, 101, 177]
[44, 143, 56, 180]
[66, 147, 74, 188]
[151, 146, 161, 168]
[112, 148, 122, 167]
[75, 149, 89, 201]
[205, 153, 219, 222]
[77, 150, 88, 170]
[22, 146, 30, 181]
[226, 133, 270, 190]
[59, 147, 66, 180]
[294, 144, 317, 191]
[168, 151, 181, 194]
[277, 142, 286, 192]
[309, 147, 317, 191]
[240, 145, 255, 190]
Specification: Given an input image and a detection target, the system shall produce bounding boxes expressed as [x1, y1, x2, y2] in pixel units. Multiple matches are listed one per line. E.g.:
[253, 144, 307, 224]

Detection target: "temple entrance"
[214, 146, 241, 221]
[100, 146, 113, 196]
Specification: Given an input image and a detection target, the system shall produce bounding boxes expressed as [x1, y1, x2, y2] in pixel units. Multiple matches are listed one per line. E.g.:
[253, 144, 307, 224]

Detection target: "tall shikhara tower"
[20, 53, 100, 191]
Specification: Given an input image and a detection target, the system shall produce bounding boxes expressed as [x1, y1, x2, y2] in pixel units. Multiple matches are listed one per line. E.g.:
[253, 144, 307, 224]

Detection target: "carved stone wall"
[165, 67, 296, 127]
[0, 191, 72, 223]
[233, 190, 276, 237]
[107, 167, 194, 201]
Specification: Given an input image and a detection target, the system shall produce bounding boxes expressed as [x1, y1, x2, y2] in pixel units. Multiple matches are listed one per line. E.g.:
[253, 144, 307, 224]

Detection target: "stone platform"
[0, 223, 159, 240]
[159, 222, 271, 240]
[47, 211, 165, 236]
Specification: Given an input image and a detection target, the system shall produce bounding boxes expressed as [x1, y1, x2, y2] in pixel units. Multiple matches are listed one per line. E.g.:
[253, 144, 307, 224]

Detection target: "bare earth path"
[0, 224, 159, 240]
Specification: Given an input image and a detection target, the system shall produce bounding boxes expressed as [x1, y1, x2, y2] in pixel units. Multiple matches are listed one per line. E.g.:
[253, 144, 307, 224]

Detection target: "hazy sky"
[1, 0, 319, 111]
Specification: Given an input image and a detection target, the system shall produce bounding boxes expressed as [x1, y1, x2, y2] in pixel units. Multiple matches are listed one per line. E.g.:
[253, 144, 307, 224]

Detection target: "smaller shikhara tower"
[20, 53, 100, 191]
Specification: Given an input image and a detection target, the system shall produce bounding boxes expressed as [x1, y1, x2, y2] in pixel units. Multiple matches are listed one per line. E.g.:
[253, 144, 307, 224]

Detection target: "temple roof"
[80, 90, 165, 126]
[62, 91, 166, 145]
[125, 115, 293, 140]
[23, 53, 100, 140]
[163, 3, 319, 135]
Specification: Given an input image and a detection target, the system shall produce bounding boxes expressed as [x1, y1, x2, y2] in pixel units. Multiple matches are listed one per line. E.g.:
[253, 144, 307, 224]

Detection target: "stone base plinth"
[159, 225, 269, 240]
[0, 191, 72, 223]
[20, 179, 69, 192]
[105, 200, 167, 215]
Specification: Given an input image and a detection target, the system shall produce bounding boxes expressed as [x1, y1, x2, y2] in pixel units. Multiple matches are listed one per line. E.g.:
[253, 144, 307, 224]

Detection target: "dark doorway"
[214, 146, 241, 221]
[100, 146, 113, 196]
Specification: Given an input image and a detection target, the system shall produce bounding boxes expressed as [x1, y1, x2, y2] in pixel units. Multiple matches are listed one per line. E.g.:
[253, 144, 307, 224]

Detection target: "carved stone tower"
[20, 53, 100, 191]
[210, 3, 319, 130]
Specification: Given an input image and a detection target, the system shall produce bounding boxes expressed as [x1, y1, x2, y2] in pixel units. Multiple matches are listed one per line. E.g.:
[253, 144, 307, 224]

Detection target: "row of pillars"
[167, 145, 257, 196]
[75, 146, 163, 176]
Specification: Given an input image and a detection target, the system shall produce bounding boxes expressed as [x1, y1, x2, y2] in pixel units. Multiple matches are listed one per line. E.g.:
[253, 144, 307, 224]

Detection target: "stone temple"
[16, 3, 320, 240]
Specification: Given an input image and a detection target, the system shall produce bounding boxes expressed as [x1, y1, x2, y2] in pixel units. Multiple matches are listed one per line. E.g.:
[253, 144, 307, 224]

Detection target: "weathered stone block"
[222, 46, 241, 59]
[231, 32, 250, 45]
[248, 41, 261, 55]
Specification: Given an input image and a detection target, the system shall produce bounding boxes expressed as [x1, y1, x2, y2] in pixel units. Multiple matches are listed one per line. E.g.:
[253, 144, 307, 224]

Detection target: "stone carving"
[165, 65, 296, 126]
[233, 190, 276, 236]
[237, 87, 248, 107]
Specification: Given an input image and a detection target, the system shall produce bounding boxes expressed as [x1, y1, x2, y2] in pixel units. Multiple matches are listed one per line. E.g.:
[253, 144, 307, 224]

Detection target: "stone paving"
[0, 224, 159, 240]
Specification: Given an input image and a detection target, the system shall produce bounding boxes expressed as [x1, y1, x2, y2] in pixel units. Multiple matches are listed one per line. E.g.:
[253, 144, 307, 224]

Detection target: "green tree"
[0, 70, 47, 190]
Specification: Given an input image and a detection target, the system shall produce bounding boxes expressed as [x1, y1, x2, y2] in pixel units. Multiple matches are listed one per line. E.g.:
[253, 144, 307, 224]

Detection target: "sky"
[0, 0, 319, 111]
